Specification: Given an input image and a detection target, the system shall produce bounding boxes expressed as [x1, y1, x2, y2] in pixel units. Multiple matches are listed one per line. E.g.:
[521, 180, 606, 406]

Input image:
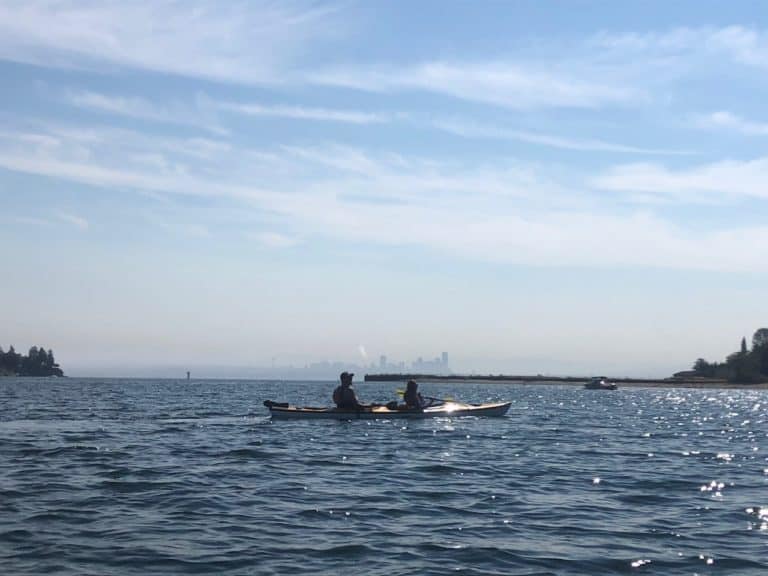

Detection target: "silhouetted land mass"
[367, 327, 768, 386]
[690, 328, 768, 384]
[0, 345, 64, 377]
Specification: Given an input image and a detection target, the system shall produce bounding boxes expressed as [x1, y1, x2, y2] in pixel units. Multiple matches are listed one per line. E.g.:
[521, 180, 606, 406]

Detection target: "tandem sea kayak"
[263, 400, 511, 420]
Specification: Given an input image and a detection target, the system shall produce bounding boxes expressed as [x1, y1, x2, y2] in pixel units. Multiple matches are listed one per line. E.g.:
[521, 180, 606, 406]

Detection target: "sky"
[1, 0, 767, 378]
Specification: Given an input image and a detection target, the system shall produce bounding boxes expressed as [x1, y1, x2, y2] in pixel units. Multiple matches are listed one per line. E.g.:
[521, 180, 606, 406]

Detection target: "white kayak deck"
[265, 401, 511, 420]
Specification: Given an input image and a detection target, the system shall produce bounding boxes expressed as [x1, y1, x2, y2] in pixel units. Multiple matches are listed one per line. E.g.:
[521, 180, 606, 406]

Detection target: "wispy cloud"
[310, 28, 768, 111]
[311, 61, 638, 109]
[0, 124, 258, 200]
[2, 122, 767, 272]
[217, 101, 390, 125]
[592, 26, 768, 69]
[594, 158, 768, 200]
[66, 90, 226, 134]
[0, 0, 336, 83]
[58, 212, 89, 230]
[709, 26, 768, 69]
[66, 90, 390, 132]
[696, 111, 768, 136]
[434, 119, 691, 155]
[68, 91, 161, 119]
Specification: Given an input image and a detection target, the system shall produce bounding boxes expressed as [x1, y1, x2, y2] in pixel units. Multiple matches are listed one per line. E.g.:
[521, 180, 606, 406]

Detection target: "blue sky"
[1, 1, 767, 377]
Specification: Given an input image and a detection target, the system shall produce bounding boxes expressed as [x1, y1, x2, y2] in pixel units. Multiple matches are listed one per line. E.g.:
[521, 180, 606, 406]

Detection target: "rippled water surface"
[1, 378, 767, 575]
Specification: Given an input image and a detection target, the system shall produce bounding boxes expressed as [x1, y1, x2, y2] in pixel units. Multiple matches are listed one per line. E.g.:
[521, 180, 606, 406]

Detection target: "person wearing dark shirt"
[333, 371, 365, 410]
[403, 379, 428, 410]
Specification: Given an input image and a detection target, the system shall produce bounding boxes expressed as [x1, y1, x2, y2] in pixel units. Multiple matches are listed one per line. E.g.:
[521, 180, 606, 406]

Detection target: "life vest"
[333, 385, 358, 409]
[403, 388, 423, 409]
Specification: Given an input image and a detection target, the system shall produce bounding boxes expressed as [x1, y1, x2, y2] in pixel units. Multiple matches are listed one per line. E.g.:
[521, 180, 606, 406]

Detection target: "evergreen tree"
[693, 358, 715, 377]
[6, 346, 19, 373]
[758, 346, 768, 377]
[753, 328, 768, 350]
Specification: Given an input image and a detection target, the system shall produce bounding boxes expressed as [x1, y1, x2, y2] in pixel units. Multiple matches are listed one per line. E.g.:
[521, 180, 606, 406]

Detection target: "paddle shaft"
[396, 389, 452, 403]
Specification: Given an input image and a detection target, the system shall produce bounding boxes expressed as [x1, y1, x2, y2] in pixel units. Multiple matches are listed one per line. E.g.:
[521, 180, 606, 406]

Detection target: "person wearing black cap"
[333, 371, 366, 410]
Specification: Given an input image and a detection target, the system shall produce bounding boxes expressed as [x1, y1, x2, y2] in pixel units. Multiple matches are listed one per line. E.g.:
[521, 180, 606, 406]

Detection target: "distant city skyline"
[2, 1, 767, 378]
[65, 351, 452, 380]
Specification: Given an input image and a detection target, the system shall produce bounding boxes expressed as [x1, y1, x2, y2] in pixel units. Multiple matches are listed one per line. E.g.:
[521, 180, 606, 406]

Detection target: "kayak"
[263, 400, 511, 420]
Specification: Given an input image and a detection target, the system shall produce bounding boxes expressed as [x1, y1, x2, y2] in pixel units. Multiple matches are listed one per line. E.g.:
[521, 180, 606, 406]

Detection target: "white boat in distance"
[263, 400, 511, 420]
[584, 377, 618, 390]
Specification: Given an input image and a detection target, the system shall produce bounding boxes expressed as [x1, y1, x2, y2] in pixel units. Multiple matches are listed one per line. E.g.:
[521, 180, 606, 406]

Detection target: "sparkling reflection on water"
[0, 378, 767, 575]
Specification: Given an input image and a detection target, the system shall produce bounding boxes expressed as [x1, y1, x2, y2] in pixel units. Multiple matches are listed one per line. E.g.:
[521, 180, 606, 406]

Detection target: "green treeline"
[692, 328, 768, 383]
[0, 345, 64, 377]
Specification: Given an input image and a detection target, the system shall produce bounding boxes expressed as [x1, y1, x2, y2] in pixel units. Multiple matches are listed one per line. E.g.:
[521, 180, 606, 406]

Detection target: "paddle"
[395, 389, 453, 404]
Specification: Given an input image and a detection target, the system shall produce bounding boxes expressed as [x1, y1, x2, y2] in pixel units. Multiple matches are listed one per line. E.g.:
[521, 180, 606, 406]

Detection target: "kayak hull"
[266, 401, 511, 420]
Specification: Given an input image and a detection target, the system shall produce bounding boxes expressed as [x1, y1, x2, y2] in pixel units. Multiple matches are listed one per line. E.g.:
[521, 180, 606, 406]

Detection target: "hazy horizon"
[2, 1, 767, 378]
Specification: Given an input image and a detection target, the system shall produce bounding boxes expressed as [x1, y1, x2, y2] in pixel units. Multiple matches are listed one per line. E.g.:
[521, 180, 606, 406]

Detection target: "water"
[1, 378, 767, 575]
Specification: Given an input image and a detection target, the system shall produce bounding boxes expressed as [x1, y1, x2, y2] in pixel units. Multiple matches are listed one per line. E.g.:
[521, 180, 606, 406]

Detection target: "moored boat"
[584, 377, 618, 390]
[263, 400, 511, 420]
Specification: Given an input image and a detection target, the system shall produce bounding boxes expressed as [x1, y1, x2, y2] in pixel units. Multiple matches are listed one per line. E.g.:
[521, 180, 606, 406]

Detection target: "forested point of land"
[0, 345, 64, 377]
[691, 328, 768, 383]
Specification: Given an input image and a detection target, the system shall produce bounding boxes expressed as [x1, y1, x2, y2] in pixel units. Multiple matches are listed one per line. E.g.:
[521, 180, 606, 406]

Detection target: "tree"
[758, 346, 768, 377]
[0, 345, 63, 377]
[693, 358, 714, 377]
[4, 346, 19, 373]
[690, 328, 768, 383]
[753, 328, 768, 350]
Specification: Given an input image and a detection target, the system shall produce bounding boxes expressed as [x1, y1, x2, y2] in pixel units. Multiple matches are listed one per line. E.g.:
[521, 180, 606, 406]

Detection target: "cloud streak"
[58, 212, 89, 230]
[216, 101, 390, 124]
[433, 119, 691, 155]
[1, 122, 765, 272]
[66, 90, 227, 134]
[594, 157, 768, 201]
[593, 26, 768, 69]
[696, 111, 768, 136]
[311, 61, 638, 109]
[0, 0, 335, 83]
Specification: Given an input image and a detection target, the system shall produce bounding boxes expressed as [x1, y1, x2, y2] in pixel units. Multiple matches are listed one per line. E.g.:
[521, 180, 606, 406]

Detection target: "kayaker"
[333, 371, 366, 410]
[403, 380, 428, 410]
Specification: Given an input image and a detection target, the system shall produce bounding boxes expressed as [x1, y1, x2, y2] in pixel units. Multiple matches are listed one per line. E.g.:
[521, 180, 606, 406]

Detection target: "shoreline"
[365, 373, 768, 390]
[2, 374, 767, 390]
[434, 379, 768, 390]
